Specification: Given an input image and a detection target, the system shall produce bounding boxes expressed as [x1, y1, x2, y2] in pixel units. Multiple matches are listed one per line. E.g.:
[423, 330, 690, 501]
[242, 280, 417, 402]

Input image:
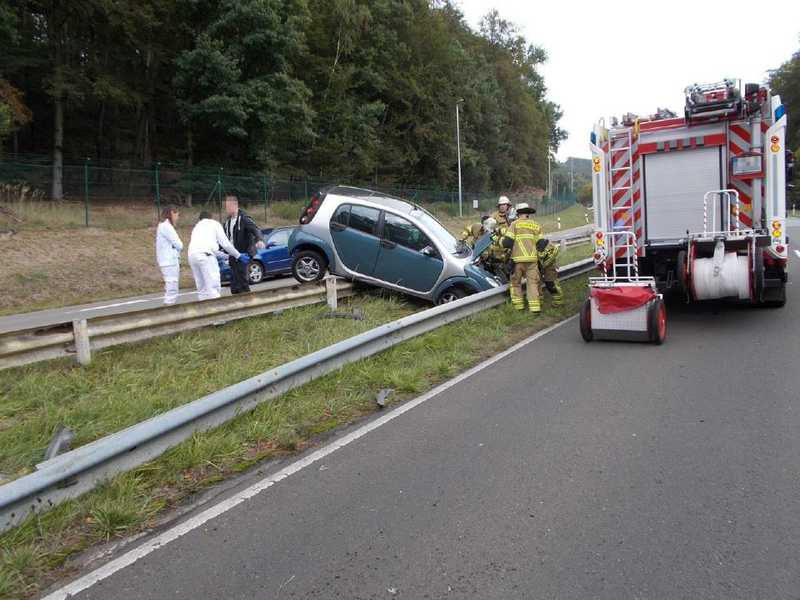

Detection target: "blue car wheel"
[247, 260, 265, 284]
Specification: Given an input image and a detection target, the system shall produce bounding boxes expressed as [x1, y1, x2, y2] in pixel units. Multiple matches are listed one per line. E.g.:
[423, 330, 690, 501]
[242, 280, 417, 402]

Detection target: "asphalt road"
[2, 225, 592, 335]
[0, 276, 297, 334]
[45, 226, 800, 599]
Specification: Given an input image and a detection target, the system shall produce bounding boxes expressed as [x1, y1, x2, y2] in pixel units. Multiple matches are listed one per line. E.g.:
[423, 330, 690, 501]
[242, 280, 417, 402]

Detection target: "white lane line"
[794, 250, 800, 259]
[76, 299, 153, 312]
[42, 314, 577, 600]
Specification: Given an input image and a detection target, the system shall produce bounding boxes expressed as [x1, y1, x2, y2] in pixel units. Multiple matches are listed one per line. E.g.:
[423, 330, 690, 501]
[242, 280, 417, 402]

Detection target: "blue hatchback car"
[219, 227, 295, 285]
[287, 186, 500, 304]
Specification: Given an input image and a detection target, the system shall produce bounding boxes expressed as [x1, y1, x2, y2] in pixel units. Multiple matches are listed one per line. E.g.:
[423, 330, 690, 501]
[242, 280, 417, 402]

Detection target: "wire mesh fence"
[0, 155, 579, 229]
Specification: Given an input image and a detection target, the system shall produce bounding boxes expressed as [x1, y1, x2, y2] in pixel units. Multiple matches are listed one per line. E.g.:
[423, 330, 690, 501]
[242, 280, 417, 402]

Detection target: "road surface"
[46, 225, 799, 600]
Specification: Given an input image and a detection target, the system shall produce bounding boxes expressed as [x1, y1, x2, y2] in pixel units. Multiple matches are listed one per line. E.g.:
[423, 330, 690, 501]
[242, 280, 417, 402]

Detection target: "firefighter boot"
[529, 298, 542, 314]
[545, 280, 563, 307]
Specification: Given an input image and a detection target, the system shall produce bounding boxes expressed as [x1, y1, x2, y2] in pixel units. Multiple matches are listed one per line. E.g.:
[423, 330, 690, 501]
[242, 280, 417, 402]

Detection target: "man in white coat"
[155, 206, 183, 305]
[188, 211, 250, 300]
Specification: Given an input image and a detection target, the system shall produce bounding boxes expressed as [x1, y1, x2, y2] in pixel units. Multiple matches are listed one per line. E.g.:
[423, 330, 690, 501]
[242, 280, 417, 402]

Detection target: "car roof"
[325, 185, 416, 215]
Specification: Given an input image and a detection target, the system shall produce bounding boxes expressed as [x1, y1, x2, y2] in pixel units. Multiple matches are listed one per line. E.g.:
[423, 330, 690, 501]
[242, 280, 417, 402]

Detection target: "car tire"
[579, 298, 593, 342]
[292, 250, 328, 283]
[247, 261, 265, 285]
[436, 287, 467, 305]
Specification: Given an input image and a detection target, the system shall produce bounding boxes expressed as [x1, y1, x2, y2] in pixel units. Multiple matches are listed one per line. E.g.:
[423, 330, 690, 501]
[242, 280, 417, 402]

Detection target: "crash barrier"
[0, 259, 594, 533]
[0, 277, 352, 370]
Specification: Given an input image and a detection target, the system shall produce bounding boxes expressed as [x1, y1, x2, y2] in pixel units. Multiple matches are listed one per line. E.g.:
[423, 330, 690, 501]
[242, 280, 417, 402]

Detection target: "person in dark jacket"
[223, 195, 265, 294]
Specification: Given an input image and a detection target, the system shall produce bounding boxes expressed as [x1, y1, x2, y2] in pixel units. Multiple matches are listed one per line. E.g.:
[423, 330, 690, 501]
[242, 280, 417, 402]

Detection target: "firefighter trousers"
[510, 261, 541, 312]
[539, 263, 563, 306]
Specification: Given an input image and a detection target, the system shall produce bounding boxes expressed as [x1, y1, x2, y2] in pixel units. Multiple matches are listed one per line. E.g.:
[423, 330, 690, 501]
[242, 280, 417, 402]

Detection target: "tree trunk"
[51, 94, 64, 201]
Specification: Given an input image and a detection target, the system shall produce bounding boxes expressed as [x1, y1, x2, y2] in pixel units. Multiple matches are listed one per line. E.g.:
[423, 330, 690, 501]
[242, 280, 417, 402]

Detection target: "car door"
[261, 228, 292, 273]
[373, 212, 444, 292]
[329, 204, 381, 275]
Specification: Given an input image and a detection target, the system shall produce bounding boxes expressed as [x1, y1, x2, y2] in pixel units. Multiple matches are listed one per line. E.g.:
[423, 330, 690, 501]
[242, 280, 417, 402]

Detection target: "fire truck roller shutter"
[643, 146, 722, 240]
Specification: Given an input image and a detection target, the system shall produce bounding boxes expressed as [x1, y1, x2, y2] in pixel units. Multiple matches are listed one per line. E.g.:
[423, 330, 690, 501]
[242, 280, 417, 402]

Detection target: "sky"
[457, 0, 800, 161]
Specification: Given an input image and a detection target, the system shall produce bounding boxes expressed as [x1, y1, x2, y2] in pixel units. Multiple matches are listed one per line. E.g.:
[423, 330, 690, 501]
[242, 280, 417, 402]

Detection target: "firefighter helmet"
[497, 196, 511, 207]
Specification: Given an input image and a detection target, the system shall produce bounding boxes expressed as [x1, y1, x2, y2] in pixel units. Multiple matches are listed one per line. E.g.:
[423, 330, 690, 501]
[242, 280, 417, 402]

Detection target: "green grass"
[0, 276, 589, 598]
[559, 241, 593, 266]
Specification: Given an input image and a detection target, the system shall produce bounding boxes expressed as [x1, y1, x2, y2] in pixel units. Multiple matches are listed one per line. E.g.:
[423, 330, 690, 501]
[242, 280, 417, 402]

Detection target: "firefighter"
[493, 196, 513, 228]
[537, 238, 563, 307]
[501, 203, 543, 312]
[459, 215, 491, 247]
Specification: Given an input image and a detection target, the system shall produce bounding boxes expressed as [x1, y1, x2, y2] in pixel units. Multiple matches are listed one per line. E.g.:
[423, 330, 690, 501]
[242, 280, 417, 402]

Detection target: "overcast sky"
[457, 0, 800, 161]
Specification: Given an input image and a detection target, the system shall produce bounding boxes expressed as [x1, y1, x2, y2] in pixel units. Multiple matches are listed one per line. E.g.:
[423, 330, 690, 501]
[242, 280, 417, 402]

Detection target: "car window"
[331, 204, 350, 227]
[348, 205, 379, 235]
[268, 229, 290, 246]
[409, 208, 462, 255]
[383, 213, 432, 252]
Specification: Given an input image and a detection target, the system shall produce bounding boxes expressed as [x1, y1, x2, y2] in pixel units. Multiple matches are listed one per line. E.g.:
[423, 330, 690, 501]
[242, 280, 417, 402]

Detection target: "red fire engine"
[582, 79, 790, 344]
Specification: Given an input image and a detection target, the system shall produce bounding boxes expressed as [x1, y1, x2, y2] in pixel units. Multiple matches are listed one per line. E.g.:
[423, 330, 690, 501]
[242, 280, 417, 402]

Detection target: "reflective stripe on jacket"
[504, 219, 541, 263]
[538, 242, 559, 268]
[460, 223, 483, 245]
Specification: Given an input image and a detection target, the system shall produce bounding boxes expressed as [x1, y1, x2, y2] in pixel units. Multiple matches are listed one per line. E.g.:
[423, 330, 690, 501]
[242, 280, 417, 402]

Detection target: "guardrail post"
[325, 276, 338, 311]
[559, 239, 567, 252]
[72, 319, 91, 365]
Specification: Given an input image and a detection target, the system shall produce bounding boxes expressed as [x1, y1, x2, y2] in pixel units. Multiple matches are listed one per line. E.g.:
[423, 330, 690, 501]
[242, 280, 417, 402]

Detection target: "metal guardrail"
[0, 278, 352, 370]
[0, 258, 594, 533]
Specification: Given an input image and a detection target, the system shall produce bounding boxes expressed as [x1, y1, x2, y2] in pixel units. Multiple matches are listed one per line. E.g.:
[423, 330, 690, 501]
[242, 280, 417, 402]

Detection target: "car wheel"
[436, 287, 467, 305]
[247, 261, 265, 285]
[292, 250, 328, 283]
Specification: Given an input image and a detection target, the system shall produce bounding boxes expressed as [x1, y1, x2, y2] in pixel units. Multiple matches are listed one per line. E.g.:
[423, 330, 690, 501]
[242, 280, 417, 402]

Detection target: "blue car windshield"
[409, 208, 466, 256]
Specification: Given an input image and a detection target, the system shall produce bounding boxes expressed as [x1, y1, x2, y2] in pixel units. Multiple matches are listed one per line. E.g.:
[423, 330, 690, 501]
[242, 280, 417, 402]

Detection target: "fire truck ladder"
[608, 128, 637, 278]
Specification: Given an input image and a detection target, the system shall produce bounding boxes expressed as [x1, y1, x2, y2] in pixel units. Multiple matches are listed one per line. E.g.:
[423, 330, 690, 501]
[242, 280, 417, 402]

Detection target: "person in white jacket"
[155, 206, 184, 305]
[188, 211, 250, 300]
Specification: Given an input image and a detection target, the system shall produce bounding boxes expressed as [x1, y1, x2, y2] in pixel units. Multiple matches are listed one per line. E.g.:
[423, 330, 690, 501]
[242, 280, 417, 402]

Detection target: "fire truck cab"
[582, 79, 789, 344]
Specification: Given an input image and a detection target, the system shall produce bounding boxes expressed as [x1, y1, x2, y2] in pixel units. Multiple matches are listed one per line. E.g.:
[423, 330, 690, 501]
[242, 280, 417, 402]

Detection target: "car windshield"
[409, 208, 467, 256]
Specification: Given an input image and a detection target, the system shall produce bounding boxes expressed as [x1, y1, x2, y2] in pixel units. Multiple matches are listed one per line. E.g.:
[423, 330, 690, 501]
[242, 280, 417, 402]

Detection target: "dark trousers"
[228, 256, 250, 294]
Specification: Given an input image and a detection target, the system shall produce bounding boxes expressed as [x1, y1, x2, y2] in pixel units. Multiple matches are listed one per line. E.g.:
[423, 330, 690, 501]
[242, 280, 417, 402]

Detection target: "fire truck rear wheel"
[761, 281, 786, 308]
[676, 250, 688, 296]
[647, 298, 667, 345]
[579, 299, 593, 342]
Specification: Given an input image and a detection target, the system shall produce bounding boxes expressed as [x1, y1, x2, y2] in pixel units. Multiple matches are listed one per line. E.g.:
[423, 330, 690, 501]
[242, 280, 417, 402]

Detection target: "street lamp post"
[456, 99, 464, 218]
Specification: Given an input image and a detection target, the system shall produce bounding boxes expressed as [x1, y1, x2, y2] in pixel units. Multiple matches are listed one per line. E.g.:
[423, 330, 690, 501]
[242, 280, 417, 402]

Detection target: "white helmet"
[483, 217, 497, 232]
[515, 203, 535, 215]
[497, 196, 511, 207]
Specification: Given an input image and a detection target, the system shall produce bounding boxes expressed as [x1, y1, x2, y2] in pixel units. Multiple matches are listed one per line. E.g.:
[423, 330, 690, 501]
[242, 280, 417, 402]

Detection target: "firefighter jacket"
[460, 222, 484, 246]
[492, 210, 512, 228]
[538, 240, 559, 268]
[503, 218, 541, 263]
[489, 226, 510, 261]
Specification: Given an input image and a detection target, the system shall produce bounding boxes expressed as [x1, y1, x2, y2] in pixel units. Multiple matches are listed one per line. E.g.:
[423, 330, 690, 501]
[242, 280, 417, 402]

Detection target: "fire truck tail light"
[776, 245, 786, 254]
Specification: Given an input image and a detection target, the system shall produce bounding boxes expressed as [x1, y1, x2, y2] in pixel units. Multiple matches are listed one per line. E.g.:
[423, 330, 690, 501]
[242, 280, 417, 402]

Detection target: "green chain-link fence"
[0, 154, 578, 229]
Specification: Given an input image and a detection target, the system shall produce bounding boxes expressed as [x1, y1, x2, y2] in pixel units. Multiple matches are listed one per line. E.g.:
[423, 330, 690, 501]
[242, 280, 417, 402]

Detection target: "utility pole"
[547, 151, 552, 199]
[456, 99, 464, 217]
[570, 157, 574, 193]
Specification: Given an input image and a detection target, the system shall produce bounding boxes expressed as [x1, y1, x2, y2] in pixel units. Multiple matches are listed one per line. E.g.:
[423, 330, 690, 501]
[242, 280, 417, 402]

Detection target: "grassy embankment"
[0, 200, 589, 316]
[0, 274, 589, 599]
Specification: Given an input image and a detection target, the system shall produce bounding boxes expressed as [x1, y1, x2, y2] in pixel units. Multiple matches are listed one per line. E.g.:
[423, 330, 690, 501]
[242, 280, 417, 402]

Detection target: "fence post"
[72, 319, 91, 365]
[557, 216, 562, 230]
[154, 161, 161, 220]
[268, 175, 269, 225]
[83, 158, 90, 227]
[325, 275, 338, 311]
[217, 168, 223, 221]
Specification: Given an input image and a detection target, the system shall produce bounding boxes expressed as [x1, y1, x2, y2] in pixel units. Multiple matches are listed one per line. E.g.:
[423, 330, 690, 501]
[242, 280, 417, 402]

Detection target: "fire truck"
[581, 79, 790, 344]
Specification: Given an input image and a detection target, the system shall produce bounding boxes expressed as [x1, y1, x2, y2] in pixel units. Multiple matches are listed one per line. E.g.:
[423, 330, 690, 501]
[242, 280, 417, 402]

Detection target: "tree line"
[0, 0, 567, 201]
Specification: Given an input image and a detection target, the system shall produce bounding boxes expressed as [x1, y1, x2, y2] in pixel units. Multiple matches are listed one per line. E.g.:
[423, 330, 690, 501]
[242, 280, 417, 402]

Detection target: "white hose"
[691, 245, 750, 300]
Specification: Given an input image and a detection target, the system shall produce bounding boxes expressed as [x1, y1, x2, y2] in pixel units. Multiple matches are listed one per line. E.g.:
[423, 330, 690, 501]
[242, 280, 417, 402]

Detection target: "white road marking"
[77, 299, 153, 312]
[794, 250, 800, 259]
[42, 315, 576, 600]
